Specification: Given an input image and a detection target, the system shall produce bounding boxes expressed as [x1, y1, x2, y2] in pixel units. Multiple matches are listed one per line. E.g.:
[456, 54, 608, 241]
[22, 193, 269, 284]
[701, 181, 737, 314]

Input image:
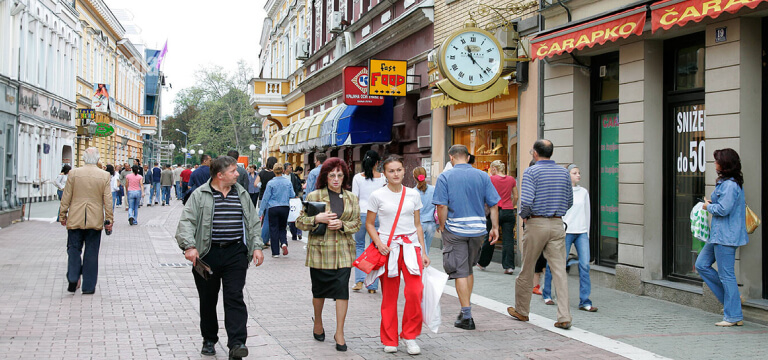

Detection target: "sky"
[106, 0, 266, 119]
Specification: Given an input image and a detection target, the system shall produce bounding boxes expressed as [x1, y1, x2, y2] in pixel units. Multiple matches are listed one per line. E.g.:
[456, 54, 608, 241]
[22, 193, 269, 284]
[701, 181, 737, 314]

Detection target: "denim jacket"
[259, 176, 295, 217]
[707, 178, 749, 246]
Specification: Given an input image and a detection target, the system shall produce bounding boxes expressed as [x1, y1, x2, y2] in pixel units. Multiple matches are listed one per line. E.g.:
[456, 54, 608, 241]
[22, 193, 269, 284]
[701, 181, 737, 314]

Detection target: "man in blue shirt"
[507, 139, 574, 330]
[433, 144, 500, 330]
[303, 153, 327, 199]
[151, 162, 162, 205]
[185, 154, 212, 204]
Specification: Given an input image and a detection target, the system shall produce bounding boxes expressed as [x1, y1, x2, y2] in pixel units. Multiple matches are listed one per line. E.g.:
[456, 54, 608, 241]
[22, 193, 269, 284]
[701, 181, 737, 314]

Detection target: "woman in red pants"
[366, 156, 430, 355]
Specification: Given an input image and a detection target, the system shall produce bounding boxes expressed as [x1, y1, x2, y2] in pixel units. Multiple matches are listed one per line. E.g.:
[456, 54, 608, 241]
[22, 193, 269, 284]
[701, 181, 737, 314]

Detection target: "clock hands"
[465, 46, 489, 75]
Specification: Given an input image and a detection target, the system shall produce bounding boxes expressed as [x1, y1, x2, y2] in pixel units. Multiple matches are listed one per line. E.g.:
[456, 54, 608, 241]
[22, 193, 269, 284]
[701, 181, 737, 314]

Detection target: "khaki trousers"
[515, 217, 572, 323]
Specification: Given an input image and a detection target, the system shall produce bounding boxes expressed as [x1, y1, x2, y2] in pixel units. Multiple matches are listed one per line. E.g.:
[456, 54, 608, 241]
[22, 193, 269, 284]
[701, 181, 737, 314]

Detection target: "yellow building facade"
[74, 0, 145, 167]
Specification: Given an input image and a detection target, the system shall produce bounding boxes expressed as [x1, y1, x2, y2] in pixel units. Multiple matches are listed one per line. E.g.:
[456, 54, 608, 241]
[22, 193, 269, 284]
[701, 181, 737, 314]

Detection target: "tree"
[164, 60, 258, 157]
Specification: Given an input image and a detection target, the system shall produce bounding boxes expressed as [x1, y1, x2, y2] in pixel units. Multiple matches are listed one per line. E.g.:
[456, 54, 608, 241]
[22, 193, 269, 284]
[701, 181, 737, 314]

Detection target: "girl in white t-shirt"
[366, 156, 430, 355]
[352, 150, 387, 293]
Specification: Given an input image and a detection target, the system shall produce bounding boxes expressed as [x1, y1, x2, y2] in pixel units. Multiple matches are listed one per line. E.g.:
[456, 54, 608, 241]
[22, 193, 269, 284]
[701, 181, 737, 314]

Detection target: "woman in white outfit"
[351, 150, 387, 293]
[367, 156, 430, 355]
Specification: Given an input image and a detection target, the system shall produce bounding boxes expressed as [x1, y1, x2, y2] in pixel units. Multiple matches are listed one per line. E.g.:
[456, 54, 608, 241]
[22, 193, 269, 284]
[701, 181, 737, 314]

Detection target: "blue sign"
[185, 153, 191, 159]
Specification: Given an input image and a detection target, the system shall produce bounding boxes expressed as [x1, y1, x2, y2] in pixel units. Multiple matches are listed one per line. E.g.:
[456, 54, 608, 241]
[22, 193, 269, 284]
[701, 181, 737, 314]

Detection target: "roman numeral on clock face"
[451, 64, 458, 71]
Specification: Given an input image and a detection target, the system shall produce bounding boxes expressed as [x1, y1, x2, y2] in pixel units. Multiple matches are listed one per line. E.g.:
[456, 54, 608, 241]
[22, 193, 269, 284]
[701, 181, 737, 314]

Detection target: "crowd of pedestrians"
[56, 139, 751, 359]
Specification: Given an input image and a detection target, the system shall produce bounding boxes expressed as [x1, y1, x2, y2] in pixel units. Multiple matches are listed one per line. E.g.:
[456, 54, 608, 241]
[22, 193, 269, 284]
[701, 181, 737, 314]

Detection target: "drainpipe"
[537, 12, 545, 139]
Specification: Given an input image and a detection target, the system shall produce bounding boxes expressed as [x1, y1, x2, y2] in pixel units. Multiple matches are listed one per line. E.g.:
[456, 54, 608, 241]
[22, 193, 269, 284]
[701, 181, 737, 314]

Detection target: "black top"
[328, 188, 344, 216]
[258, 170, 275, 200]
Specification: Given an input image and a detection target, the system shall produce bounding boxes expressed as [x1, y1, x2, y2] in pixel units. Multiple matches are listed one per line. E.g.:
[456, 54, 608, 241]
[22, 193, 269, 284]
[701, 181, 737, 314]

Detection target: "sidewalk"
[0, 201, 628, 359]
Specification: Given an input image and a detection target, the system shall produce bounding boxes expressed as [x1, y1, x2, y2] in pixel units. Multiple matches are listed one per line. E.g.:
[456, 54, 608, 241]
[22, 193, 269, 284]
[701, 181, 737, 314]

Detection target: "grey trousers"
[515, 217, 572, 323]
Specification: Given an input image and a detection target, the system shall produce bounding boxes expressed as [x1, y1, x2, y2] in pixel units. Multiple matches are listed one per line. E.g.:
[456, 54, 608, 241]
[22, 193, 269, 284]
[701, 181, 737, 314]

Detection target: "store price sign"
[368, 59, 407, 96]
[343, 66, 384, 106]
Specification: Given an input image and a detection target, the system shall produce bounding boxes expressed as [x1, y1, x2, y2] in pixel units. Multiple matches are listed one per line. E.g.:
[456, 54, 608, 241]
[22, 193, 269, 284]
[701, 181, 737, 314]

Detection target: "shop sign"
[93, 123, 115, 137]
[20, 93, 40, 110]
[19, 88, 74, 125]
[77, 109, 95, 123]
[343, 66, 384, 106]
[531, 6, 646, 60]
[368, 59, 407, 96]
[50, 105, 71, 122]
[599, 113, 619, 239]
[651, 0, 768, 33]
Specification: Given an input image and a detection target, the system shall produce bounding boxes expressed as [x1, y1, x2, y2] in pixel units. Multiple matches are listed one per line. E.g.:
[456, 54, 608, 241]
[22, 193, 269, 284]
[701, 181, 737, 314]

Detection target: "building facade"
[12, 0, 79, 203]
[254, 0, 434, 184]
[74, 0, 144, 168]
[0, 0, 24, 224]
[531, 0, 766, 319]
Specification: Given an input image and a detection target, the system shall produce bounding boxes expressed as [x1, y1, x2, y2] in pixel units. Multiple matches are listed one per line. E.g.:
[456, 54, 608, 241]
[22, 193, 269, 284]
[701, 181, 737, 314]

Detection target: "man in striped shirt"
[508, 139, 574, 330]
[434, 144, 500, 330]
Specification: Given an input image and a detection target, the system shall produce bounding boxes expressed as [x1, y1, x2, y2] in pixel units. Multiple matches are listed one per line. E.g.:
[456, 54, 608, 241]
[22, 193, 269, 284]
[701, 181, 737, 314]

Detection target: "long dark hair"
[714, 148, 743, 188]
[362, 150, 380, 180]
[105, 164, 115, 176]
[132, 165, 140, 175]
[266, 156, 278, 170]
[61, 165, 71, 175]
[315, 157, 349, 190]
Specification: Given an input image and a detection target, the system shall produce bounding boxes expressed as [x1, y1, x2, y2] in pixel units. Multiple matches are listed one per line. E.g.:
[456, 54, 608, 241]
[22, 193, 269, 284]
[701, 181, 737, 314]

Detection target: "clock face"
[440, 29, 503, 90]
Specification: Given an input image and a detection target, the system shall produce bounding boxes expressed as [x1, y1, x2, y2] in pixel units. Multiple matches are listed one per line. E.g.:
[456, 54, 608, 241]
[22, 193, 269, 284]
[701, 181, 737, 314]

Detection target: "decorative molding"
[83, 0, 126, 38]
[362, 25, 371, 37]
[381, 10, 391, 24]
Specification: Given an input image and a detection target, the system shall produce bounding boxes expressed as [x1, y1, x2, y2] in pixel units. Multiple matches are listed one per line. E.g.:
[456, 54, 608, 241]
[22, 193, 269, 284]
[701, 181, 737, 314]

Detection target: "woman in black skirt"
[295, 157, 361, 352]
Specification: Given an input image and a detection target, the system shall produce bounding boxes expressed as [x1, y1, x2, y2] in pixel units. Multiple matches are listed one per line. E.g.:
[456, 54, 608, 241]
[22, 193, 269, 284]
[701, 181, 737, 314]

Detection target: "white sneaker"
[272, 255, 279, 258]
[403, 339, 420, 355]
[383, 346, 398, 353]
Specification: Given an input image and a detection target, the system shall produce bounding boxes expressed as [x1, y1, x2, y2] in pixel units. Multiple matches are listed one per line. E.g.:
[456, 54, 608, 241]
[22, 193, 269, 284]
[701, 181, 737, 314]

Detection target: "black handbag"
[303, 201, 327, 236]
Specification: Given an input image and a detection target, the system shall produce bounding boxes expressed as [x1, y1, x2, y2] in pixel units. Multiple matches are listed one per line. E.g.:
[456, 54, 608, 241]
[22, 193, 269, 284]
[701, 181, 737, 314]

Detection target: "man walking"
[173, 164, 184, 200]
[304, 153, 326, 197]
[58, 147, 113, 294]
[143, 164, 152, 206]
[226, 150, 250, 191]
[176, 156, 264, 360]
[186, 154, 211, 202]
[119, 163, 131, 210]
[161, 164, 174, 205]
[433, 145, 500, 330]
[181, 164, 192, 197]
[507, 139, 574, 329]
[151, 162, 162, 205]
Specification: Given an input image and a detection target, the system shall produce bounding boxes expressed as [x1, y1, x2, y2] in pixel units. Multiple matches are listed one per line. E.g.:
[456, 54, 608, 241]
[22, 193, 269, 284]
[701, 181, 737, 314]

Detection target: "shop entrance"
[663, 32, 706, 283]
[590, 52, 619, 267]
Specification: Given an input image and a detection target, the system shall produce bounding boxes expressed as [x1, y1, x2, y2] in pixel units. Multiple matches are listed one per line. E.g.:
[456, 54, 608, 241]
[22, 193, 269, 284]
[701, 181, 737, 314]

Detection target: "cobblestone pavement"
[0, 201, 628, 360]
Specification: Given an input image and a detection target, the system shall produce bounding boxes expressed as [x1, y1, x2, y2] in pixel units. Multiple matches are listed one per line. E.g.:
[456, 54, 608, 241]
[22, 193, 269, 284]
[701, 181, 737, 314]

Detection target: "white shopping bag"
[690, 202, 710, 242]
[287, 198, 302, 222]
[421, 266, 449, 333]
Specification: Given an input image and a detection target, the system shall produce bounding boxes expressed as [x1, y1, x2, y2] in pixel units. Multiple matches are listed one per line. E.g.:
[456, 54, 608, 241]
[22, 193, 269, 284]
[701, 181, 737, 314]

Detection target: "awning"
[303, 105, 344, 151]
[296, 115, 314, 146]
[531, 6, 647, 60]
[335, 97, 394, 146]
[651, 0, 768, 32]
[311, 105, 346, 150]
[278, 123, 298, 153]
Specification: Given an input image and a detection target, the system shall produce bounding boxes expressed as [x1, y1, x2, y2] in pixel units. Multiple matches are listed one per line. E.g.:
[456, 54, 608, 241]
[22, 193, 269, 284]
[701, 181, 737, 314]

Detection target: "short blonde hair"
[490, 160, 505, 174]
[273, 163, 284, 176]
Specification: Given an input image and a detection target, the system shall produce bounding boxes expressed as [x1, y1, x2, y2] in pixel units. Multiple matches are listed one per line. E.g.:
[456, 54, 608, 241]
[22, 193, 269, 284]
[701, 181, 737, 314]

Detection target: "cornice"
[300, 3, 434, 93]
[83, 0, 126, 39]
[304, 90, 343, 112]
[346, 0, 399, 33]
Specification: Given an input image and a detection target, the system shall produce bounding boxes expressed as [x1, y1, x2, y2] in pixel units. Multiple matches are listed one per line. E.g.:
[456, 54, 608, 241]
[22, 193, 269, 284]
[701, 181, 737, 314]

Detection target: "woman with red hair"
[296, 157, 361, 352]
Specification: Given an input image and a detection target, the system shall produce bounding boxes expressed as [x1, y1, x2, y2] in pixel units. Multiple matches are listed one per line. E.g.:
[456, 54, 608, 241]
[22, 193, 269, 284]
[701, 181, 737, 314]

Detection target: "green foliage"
[164, 60, 260, 158]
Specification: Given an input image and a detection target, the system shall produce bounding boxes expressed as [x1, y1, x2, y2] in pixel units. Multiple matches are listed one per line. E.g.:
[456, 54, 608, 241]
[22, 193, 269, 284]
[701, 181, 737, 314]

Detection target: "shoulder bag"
[353, 187, 407, 274]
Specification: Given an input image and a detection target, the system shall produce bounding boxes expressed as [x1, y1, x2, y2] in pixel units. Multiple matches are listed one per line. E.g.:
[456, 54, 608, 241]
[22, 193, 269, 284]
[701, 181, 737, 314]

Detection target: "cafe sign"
[531, 6, 646, 60]
[343, 66, 385, 106]
[93, 123, 114, 137]
[652, 0, 768, 32]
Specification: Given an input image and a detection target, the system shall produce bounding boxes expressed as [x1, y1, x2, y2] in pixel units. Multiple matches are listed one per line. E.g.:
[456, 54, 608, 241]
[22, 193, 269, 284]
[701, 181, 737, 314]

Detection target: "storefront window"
[675, 45, 705, 91]
[598, 62, 619, 101]
[598, 113, 619, 264]
[453, 122, 516, 175]
[672, 104, 706, 279]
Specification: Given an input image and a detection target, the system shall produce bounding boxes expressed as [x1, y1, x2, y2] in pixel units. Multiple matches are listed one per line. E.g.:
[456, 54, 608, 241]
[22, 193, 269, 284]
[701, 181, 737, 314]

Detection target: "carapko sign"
[343, 66, 384, 106]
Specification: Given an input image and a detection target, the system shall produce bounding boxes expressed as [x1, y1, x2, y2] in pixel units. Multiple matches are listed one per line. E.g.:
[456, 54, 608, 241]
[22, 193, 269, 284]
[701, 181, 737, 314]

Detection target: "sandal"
[543, 298, 555, 305]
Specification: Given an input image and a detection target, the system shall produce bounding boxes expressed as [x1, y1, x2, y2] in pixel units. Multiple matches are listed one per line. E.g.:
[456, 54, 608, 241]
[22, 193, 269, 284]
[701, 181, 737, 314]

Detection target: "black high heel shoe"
[313, 331, 325, 342]
[334, 334, 347, 352]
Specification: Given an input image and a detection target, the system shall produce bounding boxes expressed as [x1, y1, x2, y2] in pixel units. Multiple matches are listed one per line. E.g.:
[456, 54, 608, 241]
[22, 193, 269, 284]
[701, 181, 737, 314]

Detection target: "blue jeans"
[422, 221, 436, 255]
[128, 190, 142, 221]
[696, 242, 743, 322]
[162, 186, 171, 204]
[67, 229, 102, 292]
[151, 182, 161, 203]
[543, 233, 592, 307]
[354, 213, 379, 289]
[260, 211, 271, 245]
[175, 181, 182, 199]
[111, 191, 119, 211]
[57, 190, 64, 221]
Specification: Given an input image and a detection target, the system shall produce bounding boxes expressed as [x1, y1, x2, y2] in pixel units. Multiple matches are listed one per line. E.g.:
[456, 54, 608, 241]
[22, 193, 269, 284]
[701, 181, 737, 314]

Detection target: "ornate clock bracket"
[468, 2, 538, 68]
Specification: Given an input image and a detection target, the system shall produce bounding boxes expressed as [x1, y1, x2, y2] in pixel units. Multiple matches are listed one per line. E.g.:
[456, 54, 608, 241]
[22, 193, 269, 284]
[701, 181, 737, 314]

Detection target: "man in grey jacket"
[175, 155, 264, 360]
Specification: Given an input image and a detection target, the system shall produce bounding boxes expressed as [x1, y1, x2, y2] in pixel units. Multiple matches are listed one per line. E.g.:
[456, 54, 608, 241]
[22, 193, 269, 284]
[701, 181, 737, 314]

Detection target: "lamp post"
[175, 129, 188, 166]
[249, 144, 256, 165]
[168, 143, 176, 165]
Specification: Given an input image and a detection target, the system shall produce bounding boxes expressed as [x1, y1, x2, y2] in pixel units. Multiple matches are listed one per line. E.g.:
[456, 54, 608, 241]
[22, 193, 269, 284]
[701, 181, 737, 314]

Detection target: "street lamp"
[251, 123, 261, 137]
[198, 149, 203, 155]
[175, 129, 188, 165]
[249, 144, 256, 164]
[168, 143, 176, 165]
[86, 120, 98, 136]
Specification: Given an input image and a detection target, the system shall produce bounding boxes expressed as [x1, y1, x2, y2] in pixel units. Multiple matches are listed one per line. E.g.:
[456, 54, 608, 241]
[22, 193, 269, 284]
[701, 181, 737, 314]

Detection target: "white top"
[563, 186, 590, 234]
[54, 174, 68, 190]
[352, 173, 387, 212]
[110, 174, 121, 192]
[443, 162, 453, 172]
[367, 185, 423, 238]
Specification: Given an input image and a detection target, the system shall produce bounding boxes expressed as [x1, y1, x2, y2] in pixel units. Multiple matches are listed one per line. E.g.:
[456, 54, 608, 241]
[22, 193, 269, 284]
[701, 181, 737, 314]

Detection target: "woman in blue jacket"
[695, 148, 749, 327]
[259, 163, 295, 258]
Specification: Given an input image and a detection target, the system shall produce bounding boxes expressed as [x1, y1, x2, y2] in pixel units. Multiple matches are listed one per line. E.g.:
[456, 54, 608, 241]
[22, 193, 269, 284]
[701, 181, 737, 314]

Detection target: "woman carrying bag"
[295, 157, 361, 352]
[695, 148, 749, 327]
[259, 164, 295, 258]
[352, 150, 387, 293]
[365, 156, 430, 355]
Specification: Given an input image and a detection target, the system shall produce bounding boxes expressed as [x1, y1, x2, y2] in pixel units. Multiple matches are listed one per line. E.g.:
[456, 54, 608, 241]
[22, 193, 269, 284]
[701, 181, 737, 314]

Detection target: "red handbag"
[353, 187, 407, 274]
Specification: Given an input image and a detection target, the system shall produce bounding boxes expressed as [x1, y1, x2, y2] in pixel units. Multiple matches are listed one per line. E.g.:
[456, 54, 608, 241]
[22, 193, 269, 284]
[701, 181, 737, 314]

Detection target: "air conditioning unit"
[330, 11, 343, 33]
[295, 39, 309, 60]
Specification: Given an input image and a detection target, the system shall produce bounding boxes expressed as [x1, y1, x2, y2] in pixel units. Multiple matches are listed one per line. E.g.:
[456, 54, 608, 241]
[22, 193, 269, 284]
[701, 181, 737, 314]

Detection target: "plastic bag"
[421, 266, 449, 333]
[690, 202, 709, 242]
[287, 198, 302, 222]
